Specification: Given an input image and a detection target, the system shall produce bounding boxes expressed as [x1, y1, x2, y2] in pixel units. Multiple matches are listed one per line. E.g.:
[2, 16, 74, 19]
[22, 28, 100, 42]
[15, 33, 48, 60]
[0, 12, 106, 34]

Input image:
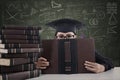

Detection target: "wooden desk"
[27, 67, 120, 80]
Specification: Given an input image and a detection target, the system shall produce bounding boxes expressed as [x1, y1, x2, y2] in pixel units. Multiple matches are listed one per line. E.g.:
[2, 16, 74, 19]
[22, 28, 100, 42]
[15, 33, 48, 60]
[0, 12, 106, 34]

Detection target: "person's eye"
[58, 34, 64, 38]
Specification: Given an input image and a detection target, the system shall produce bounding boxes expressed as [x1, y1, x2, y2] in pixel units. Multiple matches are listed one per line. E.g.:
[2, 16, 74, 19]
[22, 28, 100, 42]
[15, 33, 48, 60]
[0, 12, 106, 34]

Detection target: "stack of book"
[0, 25, 42, 80]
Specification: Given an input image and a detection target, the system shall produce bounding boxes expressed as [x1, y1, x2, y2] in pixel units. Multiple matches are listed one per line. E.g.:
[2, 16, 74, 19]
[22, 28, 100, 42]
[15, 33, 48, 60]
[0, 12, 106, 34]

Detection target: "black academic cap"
[46, 18, 83, 33]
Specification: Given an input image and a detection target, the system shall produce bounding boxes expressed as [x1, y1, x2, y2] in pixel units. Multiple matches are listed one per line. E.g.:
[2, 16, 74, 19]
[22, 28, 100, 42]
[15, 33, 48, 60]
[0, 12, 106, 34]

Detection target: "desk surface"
[27, 67, 120, 80]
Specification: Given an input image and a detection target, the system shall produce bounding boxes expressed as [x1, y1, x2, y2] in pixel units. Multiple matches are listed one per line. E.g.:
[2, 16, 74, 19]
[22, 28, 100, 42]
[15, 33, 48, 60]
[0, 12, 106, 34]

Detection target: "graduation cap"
[46, 18, 84, 34]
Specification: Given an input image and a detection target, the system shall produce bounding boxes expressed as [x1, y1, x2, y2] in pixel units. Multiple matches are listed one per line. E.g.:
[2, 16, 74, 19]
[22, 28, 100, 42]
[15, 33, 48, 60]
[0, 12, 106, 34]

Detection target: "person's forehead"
[57, 32, 75, 35]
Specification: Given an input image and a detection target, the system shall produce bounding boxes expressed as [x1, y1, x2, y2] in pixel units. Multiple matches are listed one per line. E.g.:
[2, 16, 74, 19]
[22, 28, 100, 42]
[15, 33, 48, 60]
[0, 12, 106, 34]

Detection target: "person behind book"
[35, 18, 114, 73]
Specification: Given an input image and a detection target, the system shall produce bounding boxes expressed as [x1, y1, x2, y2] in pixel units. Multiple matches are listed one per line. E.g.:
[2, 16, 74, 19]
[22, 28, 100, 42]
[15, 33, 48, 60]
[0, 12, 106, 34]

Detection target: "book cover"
[0, 57, 38, 66]
[41, 38, 95, 74]
[0, 43, 41, 48]
[0, 29, 40, 35]
[0, 48, 42, 53]
[0, 63, 36, 73]
[0, 69, 40, 80]
[0, 52, 41, 58]
[0, 35, 40, 40]
[0, 39, 41, 44]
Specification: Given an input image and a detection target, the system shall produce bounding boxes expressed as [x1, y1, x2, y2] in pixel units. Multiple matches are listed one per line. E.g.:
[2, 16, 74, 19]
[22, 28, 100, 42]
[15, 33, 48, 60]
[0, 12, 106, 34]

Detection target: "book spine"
[0, 53, 41, 58]
[1, 40, 41, 44]
[0, 44, 41, 48]
[0, 29, 40, 35]
[0, 57, 38, 66]
[0, 69, 40, 80]
[0, 48, 42, 53]
[0, 35, 40, 40]
[2, 25, 41, 30]
[0, 63, 36, 73]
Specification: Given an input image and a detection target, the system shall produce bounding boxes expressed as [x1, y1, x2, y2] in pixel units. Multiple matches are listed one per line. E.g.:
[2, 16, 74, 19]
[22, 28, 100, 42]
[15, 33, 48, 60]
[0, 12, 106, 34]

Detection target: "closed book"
[0, 29, 40, 35]
[0, 48, 42, 53]
[0, 53, 41, 58]
[0, 69, 40, 80]
[0, 35, 40, 40]
[0, 43, 41, 48]
[0, 57, 38, 66]
[0, 63, 36, 73]
[41, 38, 95, 74]
[2, 25, 41, 30]
[0, 39, 41, 44]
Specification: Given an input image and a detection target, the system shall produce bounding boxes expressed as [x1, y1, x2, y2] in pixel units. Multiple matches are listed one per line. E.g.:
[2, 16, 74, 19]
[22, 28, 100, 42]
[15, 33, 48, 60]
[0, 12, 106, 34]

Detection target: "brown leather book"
[0, 35, 40, 40]
[0, 29, 40, 35]
[0, 69, 40, 80]
[2, 25, 41, 30]
[0, 63, 36, 73]
[0, 39, 41, 44]
[0, 57, 38, 66]
[0, 48, 42, 53]
[0, 52, 41, 58]
[0, 43, 41, 48]
[41, 38, 95, 74]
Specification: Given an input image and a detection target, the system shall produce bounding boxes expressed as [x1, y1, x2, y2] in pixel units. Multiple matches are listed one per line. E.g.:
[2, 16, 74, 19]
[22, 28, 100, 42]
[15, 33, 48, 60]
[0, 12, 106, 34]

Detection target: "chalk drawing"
[51, 0, 62, 8]
[6, 10, 18, 20]
[107, 26, 117, 34]
[89, 18, 99, 25]
[107, 2, 117, 25]
[82, 9, 88, 20]
[30, 8, 38, 16]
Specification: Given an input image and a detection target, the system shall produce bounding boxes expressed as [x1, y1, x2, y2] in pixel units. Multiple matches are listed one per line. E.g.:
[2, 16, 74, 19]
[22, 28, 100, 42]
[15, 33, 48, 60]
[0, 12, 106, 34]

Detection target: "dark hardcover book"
[41, 38, 95, 74]
[0, 57, 38, 66]
[0, 69, 40, 80]
[0, 29, 40, 35]
[0, 35, 40, 40]
[0, 43, 41, 48]
[0, 52, 41, 58]
[2, 25, 41, 30]
[0, 39, 40, 44]
[0, 63, 36, 73]
[0, 48, 42, 53]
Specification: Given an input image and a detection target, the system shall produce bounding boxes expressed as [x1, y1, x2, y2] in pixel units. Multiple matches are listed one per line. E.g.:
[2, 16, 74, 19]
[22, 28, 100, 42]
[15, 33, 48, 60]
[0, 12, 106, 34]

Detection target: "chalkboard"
[0, 0, 120, 66]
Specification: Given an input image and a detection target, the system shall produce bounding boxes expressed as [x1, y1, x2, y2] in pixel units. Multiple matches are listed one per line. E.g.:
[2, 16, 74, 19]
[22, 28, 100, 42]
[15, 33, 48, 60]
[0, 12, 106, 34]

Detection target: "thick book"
[0, 29, 40, 35]
[0, 52, 41, 58]
[0, 63, 36, 73]
[0, 57, 38, 66]
[2, 25, 41, 30]
[0, 43, 41, 48]
[41, 38, 95, 74]
[0, 69, 40, 80]
[0, 35, 40, 40]
[0, 39, 41, 44]
[0, 48, 42, 53]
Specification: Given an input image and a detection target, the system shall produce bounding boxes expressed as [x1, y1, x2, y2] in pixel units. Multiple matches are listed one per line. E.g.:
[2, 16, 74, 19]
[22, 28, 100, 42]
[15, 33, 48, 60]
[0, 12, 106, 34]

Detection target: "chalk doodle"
[89, 18, 99, 26]
[107, 26, 117, 34]
[51, 0, 62, 8]
[30, 8, 38, 16]
[106, 2, 117, 25]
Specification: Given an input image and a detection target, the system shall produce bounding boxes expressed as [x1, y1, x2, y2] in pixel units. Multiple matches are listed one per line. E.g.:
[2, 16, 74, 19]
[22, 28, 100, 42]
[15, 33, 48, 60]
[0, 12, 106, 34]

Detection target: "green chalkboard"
[0, 0, 120, 66]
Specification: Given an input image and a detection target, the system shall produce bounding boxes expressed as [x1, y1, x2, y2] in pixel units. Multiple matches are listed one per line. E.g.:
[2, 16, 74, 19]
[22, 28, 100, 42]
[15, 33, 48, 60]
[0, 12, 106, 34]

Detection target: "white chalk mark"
[107, 26, 117, 34]
[51, 0, 62, 8]
[89, 18, 99, 26]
